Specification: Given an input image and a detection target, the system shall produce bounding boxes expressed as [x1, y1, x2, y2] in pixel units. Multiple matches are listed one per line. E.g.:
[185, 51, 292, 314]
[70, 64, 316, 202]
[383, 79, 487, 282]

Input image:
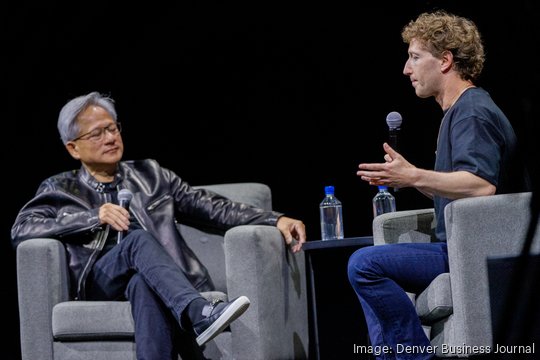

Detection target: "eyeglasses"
[71, 122, 122, 143]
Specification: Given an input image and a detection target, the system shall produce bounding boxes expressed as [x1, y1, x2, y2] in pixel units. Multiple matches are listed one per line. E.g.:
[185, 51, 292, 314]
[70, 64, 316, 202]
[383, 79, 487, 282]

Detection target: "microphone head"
[118, 189, 133, 203]
[386, 111, 402, 130]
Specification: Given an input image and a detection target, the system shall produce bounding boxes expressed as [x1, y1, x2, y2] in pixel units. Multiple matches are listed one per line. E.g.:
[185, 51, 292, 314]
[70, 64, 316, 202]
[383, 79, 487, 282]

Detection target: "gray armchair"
[16, 182, 308, 360]
[372, 192, 539, 358]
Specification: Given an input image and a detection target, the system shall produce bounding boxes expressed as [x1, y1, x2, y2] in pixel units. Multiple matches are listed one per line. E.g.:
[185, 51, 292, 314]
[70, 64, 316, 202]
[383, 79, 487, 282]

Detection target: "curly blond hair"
[401, 10, 485, 81]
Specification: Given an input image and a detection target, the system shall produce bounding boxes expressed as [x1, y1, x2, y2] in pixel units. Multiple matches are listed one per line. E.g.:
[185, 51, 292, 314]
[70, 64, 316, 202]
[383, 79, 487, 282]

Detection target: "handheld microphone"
[386, 111, 402, 192]
[117, 189, 133, 243]
[386, 111, 402, 152]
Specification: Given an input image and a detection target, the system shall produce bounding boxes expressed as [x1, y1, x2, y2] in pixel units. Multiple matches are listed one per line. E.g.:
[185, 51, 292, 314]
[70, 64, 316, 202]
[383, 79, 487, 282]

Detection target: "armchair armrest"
[16, 238, 70, 360]
[372, 208, 436, 245]
[224, 225, 308, 360]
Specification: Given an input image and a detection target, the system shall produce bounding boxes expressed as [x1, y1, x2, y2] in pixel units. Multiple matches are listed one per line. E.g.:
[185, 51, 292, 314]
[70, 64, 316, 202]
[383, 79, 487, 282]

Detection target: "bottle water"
[319, 185, 344, 240]
[372, 185, 396, 218]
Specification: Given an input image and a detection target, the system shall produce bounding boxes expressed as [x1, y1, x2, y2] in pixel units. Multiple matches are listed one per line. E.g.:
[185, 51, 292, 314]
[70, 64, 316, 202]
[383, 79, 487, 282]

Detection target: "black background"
[4, 1, 539, 359]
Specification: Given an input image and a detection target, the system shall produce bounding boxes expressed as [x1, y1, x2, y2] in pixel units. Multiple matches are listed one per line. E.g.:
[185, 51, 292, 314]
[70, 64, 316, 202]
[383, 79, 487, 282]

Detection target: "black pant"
[86, 229, 206, 360]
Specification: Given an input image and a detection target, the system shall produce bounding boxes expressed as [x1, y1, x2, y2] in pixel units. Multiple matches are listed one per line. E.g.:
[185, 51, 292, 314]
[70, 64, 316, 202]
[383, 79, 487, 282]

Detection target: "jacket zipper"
[146, 194, 171, 212]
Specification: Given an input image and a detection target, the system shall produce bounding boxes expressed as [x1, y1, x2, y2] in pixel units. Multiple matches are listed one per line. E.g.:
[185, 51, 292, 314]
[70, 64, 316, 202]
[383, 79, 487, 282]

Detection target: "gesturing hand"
[357, 143, 416, 189]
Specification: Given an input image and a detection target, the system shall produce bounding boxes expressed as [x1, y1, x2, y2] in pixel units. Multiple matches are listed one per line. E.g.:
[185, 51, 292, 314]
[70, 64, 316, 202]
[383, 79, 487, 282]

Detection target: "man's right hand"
[99, 203, 130, 231]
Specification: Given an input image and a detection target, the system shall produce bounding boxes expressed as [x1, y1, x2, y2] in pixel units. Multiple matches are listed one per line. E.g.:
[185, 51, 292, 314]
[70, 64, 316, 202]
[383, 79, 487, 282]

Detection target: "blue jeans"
[86, 229, 205, 360]
[347, 242, 448, 360]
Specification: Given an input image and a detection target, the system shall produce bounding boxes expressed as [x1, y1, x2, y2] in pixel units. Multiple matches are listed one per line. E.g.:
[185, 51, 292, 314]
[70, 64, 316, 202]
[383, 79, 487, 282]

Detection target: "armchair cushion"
[52, 292, 228, 341]
[52, 301, 134, 341]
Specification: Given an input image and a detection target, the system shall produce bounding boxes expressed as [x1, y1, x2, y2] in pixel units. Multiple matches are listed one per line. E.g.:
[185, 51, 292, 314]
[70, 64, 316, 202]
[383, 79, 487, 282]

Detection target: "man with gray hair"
[12, 91, 306, 359]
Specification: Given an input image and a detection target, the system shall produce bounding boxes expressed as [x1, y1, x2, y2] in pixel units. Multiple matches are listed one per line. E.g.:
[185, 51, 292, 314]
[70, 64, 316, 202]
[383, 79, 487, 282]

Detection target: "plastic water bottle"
[372, 185, 396, 218]
[319, 186, 344, 240]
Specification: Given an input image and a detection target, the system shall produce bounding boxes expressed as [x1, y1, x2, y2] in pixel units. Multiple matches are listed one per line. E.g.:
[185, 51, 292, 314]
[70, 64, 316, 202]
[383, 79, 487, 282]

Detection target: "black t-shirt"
[434, 87, 530, 241]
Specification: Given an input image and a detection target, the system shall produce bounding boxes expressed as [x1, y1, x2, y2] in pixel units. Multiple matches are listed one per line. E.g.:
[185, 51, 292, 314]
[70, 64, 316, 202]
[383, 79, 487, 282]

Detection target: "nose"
[103, 128, 118, 142]
[403, 59, 411, 76]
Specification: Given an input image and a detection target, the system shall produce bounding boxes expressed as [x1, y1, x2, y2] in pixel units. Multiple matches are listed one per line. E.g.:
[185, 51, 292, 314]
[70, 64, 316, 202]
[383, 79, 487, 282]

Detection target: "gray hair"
[57, 91, 118, 144]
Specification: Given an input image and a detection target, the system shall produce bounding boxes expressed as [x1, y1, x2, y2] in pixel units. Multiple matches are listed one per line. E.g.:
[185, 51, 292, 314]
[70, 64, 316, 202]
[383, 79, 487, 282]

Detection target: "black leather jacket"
[11, 159, 282, 299]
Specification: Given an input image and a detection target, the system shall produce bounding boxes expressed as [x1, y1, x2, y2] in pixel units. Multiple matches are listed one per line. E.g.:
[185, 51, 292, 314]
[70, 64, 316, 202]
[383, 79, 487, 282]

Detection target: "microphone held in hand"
[117, 189, 133, 243]
[386, 111, 402, 152]
[386, 111, 402, 192]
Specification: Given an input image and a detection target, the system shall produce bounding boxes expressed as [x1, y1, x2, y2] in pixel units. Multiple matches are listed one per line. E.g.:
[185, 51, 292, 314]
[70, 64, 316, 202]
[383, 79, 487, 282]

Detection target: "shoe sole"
[196, 296, 250, 346]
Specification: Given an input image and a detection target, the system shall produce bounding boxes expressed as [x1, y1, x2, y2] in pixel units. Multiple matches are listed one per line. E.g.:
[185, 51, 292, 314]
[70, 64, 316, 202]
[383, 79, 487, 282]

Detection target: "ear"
[65, 142, 81, 160]
[440, 50, 454, 73]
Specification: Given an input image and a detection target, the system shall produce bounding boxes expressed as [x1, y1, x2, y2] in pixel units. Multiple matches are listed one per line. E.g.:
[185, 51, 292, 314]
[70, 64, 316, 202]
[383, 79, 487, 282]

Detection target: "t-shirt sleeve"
[450, 116, 502, 186]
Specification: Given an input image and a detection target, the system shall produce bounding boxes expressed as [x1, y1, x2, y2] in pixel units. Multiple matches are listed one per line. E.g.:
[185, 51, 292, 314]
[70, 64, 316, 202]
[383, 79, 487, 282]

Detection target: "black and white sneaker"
[193, 296, 250, 346]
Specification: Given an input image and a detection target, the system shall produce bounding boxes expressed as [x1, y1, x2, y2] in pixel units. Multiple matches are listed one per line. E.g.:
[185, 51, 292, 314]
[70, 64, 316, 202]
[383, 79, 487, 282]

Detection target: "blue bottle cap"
[378, 185, 388, 191]
[324, 186, 335, 195]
